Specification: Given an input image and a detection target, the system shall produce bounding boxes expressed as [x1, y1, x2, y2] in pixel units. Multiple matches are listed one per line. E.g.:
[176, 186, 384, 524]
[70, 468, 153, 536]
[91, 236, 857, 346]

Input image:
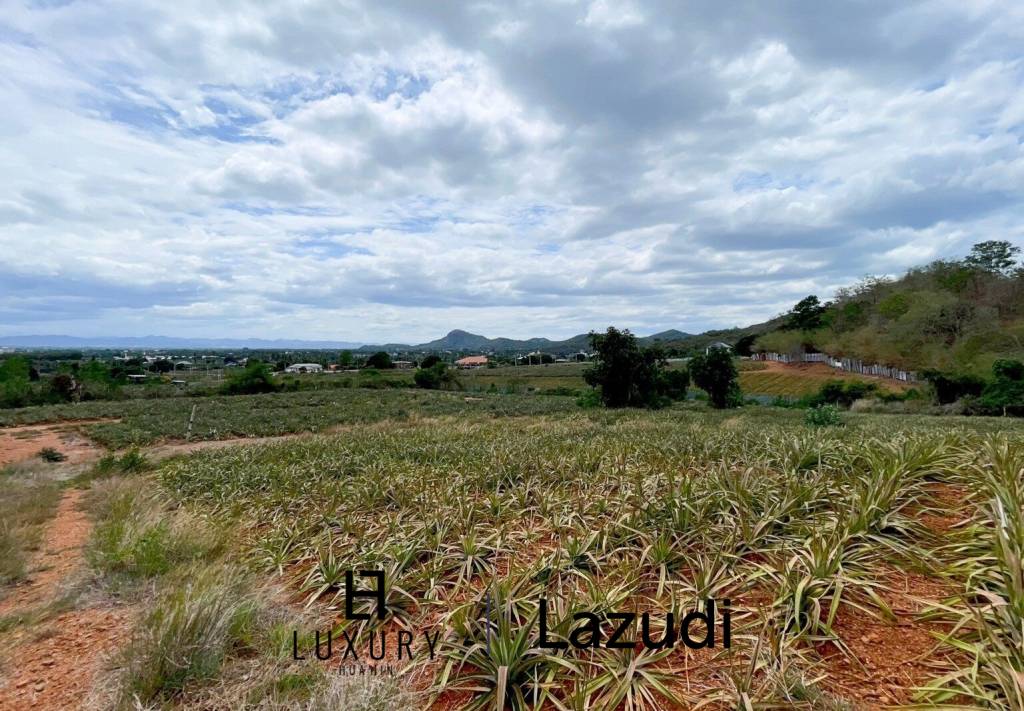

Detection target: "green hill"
[753, 241, 1024, 377]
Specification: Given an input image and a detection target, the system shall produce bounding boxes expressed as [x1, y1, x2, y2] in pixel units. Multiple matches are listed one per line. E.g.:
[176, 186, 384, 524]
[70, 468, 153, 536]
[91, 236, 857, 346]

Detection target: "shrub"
[414, 362, 456, 390]
[980, 359, 1024, 416]
[811, 380, 877, 408]
[38, 447, 66, 462]
[805, 404, 842, 427]
[221, 361, 279, 396]
[419, 355, 442, 369]
[576, 388, 603, 408]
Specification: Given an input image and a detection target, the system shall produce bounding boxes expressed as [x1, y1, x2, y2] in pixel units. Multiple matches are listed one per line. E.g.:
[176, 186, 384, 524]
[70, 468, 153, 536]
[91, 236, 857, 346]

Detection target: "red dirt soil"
[0, 489, 133, 711]
[0, 421, 110, 468]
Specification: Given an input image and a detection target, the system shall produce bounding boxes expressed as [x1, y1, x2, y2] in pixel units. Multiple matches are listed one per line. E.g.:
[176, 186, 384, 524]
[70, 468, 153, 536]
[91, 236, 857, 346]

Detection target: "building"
[284, 363, 324, 374]
[705, 341, 733, 355]
[393, 361, 414, 369]
[455, 355, 488, 368]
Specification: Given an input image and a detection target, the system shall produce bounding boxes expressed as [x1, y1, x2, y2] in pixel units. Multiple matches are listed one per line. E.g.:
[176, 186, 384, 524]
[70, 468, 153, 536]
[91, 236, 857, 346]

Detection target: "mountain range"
[0, 324, 773, 354]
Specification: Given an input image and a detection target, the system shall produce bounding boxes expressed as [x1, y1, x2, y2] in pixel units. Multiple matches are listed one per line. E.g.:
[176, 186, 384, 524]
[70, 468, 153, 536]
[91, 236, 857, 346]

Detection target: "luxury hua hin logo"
[292, 571, 732, 665]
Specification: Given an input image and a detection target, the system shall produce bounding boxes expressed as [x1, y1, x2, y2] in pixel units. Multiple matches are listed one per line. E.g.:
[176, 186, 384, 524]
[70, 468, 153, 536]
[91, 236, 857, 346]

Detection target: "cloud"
[0, 0, 1023, 342]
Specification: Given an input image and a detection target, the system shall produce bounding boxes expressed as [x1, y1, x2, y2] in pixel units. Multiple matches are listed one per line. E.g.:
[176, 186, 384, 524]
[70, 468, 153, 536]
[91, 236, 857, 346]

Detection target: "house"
[705, 341, 733, 355]
[455, 355, 488, 368]
[393, 361, 414, 369]
[284, 363, 324, 374]
[126, 374, 147, 382]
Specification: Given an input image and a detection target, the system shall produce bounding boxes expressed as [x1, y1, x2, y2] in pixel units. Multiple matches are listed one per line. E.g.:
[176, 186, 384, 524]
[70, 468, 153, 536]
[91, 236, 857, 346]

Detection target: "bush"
[38, 447, 66, 462]
[221, 361, 279, 396]
[575, 388, 603, 408]
[979, 359, 1024, 416]
[805, 404, 842, 427]
[810, 380, 877, 408]
[414, 362, 456, 390]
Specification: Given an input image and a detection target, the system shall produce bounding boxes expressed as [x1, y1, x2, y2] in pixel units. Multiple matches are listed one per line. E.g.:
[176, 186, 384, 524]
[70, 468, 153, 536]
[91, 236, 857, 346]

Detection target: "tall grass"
[113, 564, 257, 707]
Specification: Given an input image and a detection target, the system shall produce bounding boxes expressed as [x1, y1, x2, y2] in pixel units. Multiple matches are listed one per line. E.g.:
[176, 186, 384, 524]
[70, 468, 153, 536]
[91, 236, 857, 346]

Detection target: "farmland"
[0, 389, 577, 448]
[2, 390, 1023, 709]
[738, 362, 913, 398]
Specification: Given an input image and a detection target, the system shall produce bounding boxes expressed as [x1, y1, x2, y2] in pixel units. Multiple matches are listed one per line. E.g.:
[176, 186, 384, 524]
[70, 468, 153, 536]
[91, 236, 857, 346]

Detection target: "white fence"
[753, 352, 918, 383]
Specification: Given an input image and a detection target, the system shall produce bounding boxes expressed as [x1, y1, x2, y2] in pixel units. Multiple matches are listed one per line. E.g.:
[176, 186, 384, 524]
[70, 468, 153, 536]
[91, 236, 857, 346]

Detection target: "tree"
[583, 327, 667, 408]
[414, 362, 456, 390]
[784, 295, 826, 331]
[658, 368, 691, 401]
[338, 350, 354, 368]
[149, 359, 173, 373]
[366, 351, 394, 369]
[689, 348, 741, 408]
[921, 369, 985, 404]
[221, 360, 279, 395]
[733, 334, 758, 357]
[980, 359, 1024, 416]
[964, 240, 1021, 275]
[49, 374, 76, 402]
[420, 354, 442, 369]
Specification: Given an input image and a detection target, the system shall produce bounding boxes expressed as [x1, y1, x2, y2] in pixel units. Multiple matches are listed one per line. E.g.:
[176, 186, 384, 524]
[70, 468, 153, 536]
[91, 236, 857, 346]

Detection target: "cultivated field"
[1, 393, 1023, 709]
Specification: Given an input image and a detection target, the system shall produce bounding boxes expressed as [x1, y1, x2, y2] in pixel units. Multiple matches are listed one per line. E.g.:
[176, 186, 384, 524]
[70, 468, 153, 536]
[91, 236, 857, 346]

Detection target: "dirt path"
[0, 489, 132, 710]
[0, 490, 90, 616]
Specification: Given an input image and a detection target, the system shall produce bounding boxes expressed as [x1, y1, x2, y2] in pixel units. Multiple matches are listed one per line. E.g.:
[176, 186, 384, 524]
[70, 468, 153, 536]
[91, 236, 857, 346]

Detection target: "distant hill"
[0, 335, 363, 350]
[355, 327, 756, 356]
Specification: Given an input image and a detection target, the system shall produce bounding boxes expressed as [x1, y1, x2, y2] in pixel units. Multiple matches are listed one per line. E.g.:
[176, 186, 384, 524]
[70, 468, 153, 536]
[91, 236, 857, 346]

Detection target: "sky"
[2, 1, 1024, 344]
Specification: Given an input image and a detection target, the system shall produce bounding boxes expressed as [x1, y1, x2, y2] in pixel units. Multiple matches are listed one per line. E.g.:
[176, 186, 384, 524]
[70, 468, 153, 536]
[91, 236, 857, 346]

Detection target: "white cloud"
[0, 0, 1022, 342]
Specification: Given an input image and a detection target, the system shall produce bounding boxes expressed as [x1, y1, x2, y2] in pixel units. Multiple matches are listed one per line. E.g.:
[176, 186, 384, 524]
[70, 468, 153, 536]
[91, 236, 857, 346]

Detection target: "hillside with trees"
[755, 241, 1024, 377]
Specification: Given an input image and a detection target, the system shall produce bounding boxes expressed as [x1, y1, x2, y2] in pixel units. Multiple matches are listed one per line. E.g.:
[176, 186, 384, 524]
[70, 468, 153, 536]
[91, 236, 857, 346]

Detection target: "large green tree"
[366, 351, 394, 369]
[689, 348, 741, 408]
[584, 327, 668, 408]
[964, 240, 1021, 275]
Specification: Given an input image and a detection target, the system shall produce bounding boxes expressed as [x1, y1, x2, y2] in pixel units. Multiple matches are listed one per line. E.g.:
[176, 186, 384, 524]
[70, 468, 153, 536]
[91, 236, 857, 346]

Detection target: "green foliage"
[338, 350, 354, 367]
[784, 295, 827, 331]
[980, 359, 1024, 415]
[574, 388, 602, 408]
[87, 479, 222, 581]
[583, 327, 668, 408]
[0, 389, 578, 448]
[805, 404, 842, 427]
[414, 362, 456, 390]
[657, 367, 690, 401]
[965, 239, 1021, 275]
[366, 351, 394, 369]
[38, 446, 66, 462]
[420, 354, 442, 369]
[921, 369, 985, 404]
[810, 380, 877, 408]
[221, 360, 279, 395]
[756, 242, 1024, 375]
[689, 348, 741, 408]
